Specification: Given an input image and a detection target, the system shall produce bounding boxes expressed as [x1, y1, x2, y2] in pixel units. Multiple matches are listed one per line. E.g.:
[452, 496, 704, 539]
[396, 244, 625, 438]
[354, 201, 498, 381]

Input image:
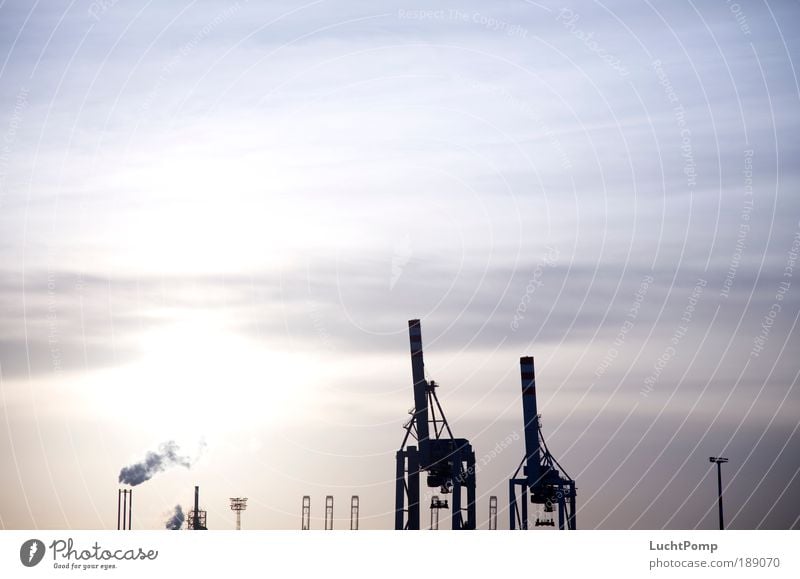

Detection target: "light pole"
[709, 457, 728, 530]
[229, 497, 248, 530]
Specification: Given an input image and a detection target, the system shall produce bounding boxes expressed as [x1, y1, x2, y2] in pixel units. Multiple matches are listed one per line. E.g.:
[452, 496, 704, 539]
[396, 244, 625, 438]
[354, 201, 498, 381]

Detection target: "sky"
[0, 0, 798, 530]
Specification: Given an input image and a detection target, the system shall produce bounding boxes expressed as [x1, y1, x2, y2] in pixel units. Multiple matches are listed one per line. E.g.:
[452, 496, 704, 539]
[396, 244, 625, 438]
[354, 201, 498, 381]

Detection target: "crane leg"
[509, 480, 517, 530]
[395, 450, 405, 530]
[568, 485, 577, 530]
[407, 448, 420, 530]
[521, 485, 529, 530]
[451, 466, 462, 530]
[465, 449, 476, 530]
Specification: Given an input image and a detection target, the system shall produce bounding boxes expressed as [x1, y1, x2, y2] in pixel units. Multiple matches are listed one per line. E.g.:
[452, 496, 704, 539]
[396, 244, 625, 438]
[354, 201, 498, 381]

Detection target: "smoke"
[118, 441, 193, 486]
[165, 505, 185, 530]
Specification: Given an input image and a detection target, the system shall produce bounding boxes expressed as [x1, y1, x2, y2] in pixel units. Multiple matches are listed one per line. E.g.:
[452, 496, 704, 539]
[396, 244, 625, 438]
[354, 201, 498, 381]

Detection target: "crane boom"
[520, 356, 541, 485]
[408, 320, 430, 447]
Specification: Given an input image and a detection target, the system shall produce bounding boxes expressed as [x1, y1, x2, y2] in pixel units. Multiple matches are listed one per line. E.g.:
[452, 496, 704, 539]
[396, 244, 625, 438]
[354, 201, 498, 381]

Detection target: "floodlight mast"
[229, 497, 247, 530]
[709, 457, 729, 530]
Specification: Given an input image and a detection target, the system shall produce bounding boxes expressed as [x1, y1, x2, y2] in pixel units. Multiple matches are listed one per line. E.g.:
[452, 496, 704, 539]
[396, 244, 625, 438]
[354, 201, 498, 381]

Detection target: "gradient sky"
[0, 0, 798, 530]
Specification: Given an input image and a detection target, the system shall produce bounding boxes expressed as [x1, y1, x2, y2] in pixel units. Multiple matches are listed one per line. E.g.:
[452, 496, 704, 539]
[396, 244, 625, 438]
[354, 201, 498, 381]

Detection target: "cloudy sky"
[0, 0, 798, 530]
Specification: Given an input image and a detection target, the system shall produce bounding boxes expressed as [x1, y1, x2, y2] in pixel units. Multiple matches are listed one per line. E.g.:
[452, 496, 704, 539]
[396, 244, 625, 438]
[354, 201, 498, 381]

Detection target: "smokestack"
[116, 489, 134, 530]
[194, 486, 200, 530]
[122, 490, 128, 530]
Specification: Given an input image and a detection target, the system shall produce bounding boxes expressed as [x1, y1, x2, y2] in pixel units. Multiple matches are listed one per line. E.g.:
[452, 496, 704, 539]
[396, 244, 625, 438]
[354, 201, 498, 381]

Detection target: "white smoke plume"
[165, 505, 185, 530]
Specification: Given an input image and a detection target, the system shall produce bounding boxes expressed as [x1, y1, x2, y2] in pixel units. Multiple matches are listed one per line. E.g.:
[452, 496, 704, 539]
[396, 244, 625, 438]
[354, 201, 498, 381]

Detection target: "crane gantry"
[509, 356, 576, 530]
[395, 319, 476, 530]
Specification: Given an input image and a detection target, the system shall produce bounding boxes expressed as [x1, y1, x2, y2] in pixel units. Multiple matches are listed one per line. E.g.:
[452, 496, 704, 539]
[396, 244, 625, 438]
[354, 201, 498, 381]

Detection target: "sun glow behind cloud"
[76, 313, 317, 439]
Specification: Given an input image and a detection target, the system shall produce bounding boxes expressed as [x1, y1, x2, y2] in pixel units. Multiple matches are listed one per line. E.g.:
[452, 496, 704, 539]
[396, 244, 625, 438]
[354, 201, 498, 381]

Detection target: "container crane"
[395, 319, 476, 530]
[509, 356, 576, 530]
